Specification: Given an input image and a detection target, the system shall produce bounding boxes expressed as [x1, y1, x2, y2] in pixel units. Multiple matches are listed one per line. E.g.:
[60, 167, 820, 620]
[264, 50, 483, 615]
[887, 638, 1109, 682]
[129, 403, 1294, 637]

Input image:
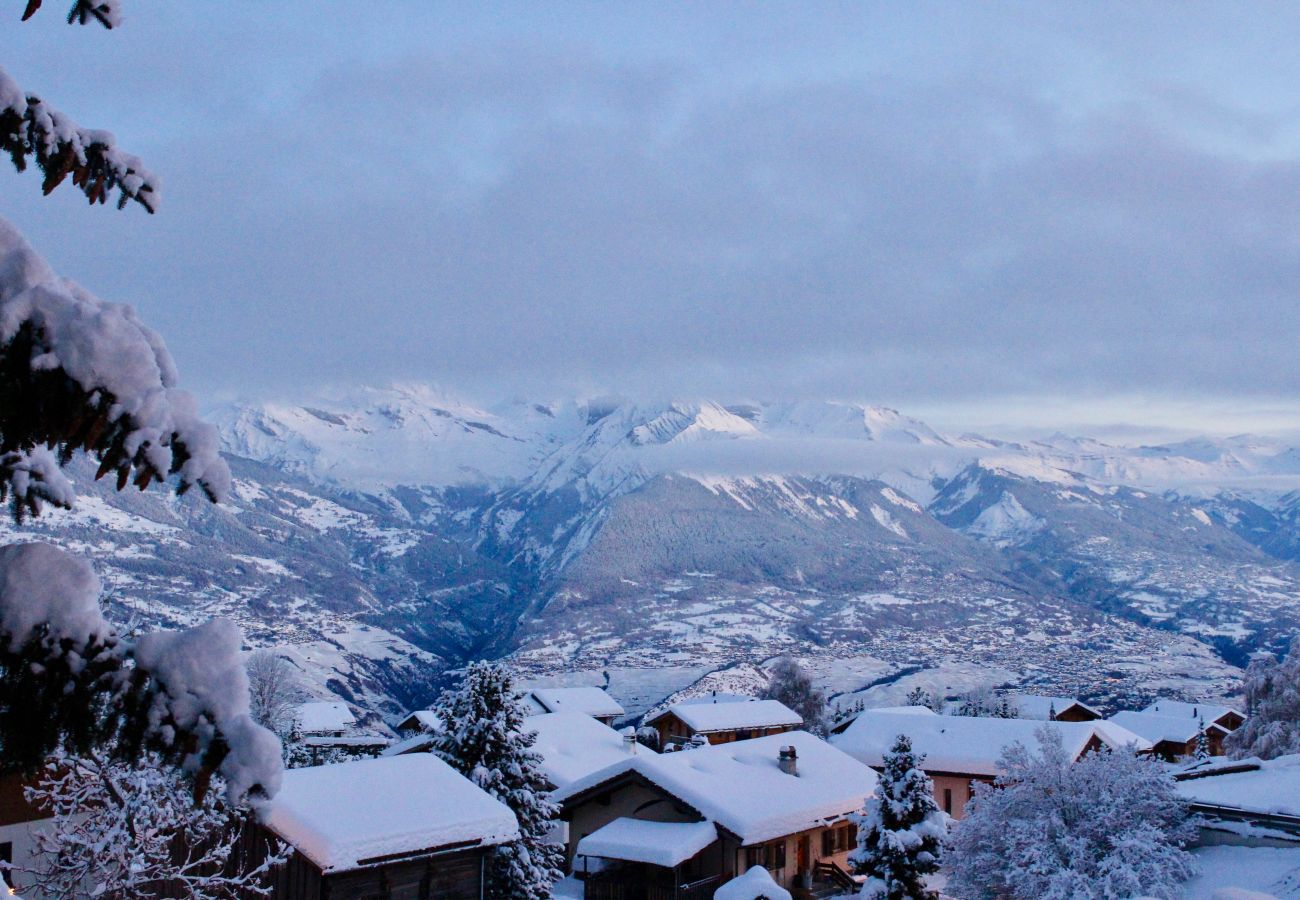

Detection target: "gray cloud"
[4, 3, 1300, 428]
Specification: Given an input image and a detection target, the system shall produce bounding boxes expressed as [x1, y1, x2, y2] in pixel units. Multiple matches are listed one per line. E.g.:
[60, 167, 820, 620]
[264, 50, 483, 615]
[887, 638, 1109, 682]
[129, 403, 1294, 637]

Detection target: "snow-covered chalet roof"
[297, 700, 355, 734]
[527, 686, 625, 719]
[714, 865, 794, 900]
[576, 818, 718, 868]
[646, 698, 802, 734]
[1108, 711, 1226, 745]
[264, 755, 519, 873]
[1177, 754, 1300, 819]
[395, 709, 442, 733]
[1142, 699, 1243, 724]
[553, 731, 876, 846]
[832, 710, 1150, 777]
[1015, 694, 1101, 721]
[526, 712, 644, 791]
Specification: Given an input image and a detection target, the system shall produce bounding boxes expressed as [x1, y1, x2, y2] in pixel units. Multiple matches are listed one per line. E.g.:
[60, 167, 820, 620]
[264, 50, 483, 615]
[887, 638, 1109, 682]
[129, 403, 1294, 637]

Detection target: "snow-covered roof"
[1015, 695, 1101, 721]
[396, 709, 442, 733]
[264, 755, 519, 873]
[1108, 711, 1224, 745]
[647, 699, 802, 734]
[714, 865, 794, 900]
[297, 700, 355, 734]
[526, 712, 645, 791]
[576, 818, 718, 868]
[554, 731, 876, 846]
[527, 687, 625, 719]
[832, 711, 1150, 777]
[381, 732, 436, 757]
[1177, 754, 1300, 819]
[1142, 699, 1243, 724]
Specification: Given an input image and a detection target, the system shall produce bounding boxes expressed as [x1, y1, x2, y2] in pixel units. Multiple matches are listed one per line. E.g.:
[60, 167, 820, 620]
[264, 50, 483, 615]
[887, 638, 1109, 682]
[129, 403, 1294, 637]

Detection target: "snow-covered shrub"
[946, 727, 1198, 900]
[434, 661, 564, 899]
[850, 734, 947, 900]
[17, 745, 288, 899]
[763, 655, 828, 735]
[1227, 637, 1300, 760]
[953, 687, 1016, 718]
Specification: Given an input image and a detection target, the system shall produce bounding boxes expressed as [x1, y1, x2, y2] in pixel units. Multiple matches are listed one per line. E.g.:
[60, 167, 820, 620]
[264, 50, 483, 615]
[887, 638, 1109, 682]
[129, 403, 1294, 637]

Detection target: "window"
[822, 825, 855, 856]
[770, 841, 786, 870]
[943, 788, 953, 814]
[822, 830, 835, 857]
[745, 846, 765, 869]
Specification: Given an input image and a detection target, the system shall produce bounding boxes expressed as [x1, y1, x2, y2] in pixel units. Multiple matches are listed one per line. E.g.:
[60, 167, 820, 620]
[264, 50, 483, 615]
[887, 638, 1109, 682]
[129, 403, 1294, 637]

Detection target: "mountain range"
[7, 384, 1299, 719]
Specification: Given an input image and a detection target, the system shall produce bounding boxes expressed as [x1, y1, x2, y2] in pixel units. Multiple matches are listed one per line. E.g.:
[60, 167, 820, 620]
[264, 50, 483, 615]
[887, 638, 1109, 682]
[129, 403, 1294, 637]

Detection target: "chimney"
[778, 745, 798, 776]
[622, 727, 637, 755]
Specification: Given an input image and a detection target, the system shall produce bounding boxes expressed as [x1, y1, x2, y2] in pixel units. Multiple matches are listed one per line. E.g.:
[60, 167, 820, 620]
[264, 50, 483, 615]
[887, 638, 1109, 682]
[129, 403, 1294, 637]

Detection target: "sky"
[5, 2, 1300, 437]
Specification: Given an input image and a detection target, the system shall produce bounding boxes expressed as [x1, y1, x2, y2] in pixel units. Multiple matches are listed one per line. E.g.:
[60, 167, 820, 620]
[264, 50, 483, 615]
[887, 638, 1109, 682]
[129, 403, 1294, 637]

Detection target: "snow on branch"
[21, 1, 123, 29]
[0, 64, 153, 211]
[0, 217, 230, 516]
[0, 543, 283, 805]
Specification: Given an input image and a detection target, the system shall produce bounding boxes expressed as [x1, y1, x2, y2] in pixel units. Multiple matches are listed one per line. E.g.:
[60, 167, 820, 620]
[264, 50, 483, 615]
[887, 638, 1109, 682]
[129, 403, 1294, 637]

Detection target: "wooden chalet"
[525, 686, 626, 727]
[1142, 699, 1246, 734]
[644, 698, 802, 748]
[1014, 694, 1103, 722]
[1109, 711, 1231, 761]
[552, 730, 874, 897]
[248, 754, 519, 900]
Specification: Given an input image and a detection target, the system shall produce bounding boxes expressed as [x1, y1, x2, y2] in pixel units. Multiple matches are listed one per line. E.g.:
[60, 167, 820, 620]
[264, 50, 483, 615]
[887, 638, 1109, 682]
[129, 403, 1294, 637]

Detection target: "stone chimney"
[622, 727, 637, 755]
[778, 745, 798, 776]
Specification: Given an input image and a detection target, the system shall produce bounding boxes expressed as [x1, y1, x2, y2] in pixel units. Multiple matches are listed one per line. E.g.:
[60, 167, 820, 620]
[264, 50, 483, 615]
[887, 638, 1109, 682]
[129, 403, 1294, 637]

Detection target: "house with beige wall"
[552, 730, 874, 896]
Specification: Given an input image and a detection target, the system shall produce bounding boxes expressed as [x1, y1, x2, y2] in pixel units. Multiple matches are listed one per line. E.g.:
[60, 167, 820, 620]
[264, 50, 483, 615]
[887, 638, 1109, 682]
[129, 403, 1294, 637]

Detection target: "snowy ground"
[1183, 845, 1300, 899]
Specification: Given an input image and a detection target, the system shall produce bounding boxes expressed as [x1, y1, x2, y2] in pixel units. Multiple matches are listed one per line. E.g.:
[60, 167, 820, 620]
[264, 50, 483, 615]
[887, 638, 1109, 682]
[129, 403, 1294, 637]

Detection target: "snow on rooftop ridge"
[527, 686, 625, 718]
[577, 818, 718, 868]
[1177, 753, 1300, 819]
[832, 711, 1147, 777]
[297, 700, 356, 733]
[265, 754, 520, 872]
[649, 698, 802, 734]
[525, 712, 644, 791]
[1015, 695, 1101, 720]
[1108, 711, 1223, 744]
[714, 865, 794, 900]
[1142, 699, 1243, 721]
[554, 731, 876, 846]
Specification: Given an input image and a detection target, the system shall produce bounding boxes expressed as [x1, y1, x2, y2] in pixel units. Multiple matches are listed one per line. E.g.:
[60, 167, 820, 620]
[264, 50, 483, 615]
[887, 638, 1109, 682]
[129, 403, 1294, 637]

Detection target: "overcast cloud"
[4, 2, 1300, 433]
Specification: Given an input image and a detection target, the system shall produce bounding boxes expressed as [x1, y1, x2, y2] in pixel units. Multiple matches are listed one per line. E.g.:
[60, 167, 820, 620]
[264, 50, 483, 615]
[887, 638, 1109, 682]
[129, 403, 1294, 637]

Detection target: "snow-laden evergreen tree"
[1227, 636, 1300, 760]
[434, 661, 563, 899]
[905, 687, 935, 710]
[947, 727, 1198, 900]
[850, 734, 947, 900]
[16, 745, 288, 899]
[1193, 717, 1211, 761]
[763, 654, 828, 735]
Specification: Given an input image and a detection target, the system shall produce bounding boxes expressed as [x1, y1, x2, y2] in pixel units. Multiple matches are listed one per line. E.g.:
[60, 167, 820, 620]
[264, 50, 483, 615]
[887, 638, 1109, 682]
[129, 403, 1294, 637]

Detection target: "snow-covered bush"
[850, 734, 946, 900]
[946, 727, 1198, 900]
[763, 655, 828, 735]
[1227, 637, 1300, 760]
[953, 687, 1016, 718]
[434, 661, 564, 899]
[17, 745, 288, 899]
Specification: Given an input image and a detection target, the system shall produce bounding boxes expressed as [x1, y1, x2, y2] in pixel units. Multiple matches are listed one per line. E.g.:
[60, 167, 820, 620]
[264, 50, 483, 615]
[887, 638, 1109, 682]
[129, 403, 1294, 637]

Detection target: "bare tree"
[246, 650, 303, 740]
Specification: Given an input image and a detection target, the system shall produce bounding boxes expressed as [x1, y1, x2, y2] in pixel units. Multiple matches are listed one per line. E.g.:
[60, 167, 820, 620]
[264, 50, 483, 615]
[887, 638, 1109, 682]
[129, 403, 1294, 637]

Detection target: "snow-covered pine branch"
[0, 543, 284, 805]
[17, 746, 288, 900]
[946, 726, 1198, 900]
[0, 217, 229, 521]
[20, 0, 122, 29]
[0, 66, 153, 211]
[433, 661, 564, 899]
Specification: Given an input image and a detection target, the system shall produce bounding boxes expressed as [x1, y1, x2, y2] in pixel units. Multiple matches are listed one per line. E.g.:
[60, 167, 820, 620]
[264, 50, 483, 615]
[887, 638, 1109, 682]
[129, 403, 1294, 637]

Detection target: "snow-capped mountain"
[13, 386, 1300, 716]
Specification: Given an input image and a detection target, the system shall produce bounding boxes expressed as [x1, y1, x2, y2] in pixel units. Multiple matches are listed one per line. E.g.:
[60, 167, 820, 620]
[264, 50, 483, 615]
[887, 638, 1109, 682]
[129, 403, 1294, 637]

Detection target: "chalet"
[297, 700, 356, 737]
[1174, 753, 1300, 846]
[526, 712, 648, 792]
[394, 709, 442, 737]
[1108, 711, 1230, 761]
[831, 707, 1150, 819]
[525, 687, 626, 726]
[645, 698, 802, 748]
[1142, 699, 1246, 734]
[0, 771, 50, 896]
[294, 700, 389, 764]
[553, 730, 875, 896]
[1014, 694, 1102, 722]
[252, 754, 519, 900]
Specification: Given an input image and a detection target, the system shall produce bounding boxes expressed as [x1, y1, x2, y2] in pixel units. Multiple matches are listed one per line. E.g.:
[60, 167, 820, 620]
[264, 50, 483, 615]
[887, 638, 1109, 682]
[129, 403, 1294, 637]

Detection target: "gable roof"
[525, 712, 644, 791]
[554, 731, 876, 846]
[576, 818, 718, 868]
[1015, 695, 1101, 721]
[646, 698, 802, 734]
[832, 710, 1150, 777]
[297, 700, 355, 734]
[1141, 699, 1243, 724]
[395, 709, 442, 733]
[264, 755, 519, 873]
[1108, 711, 1227, 745]
[527, 687, 625, 719]
[1176, 753, 1300, 819]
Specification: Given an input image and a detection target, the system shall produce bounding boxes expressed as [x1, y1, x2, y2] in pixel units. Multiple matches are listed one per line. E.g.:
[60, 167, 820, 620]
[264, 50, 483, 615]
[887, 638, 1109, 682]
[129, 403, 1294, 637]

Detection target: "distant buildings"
[524, 686, 625, 726]
[1014, 694, 1102, 722]
[292, 700, 389, 764]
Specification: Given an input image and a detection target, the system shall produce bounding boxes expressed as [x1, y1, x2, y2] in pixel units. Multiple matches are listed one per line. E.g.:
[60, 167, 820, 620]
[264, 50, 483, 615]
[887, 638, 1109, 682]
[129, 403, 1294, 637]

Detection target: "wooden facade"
[648, 711, 795, 749]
